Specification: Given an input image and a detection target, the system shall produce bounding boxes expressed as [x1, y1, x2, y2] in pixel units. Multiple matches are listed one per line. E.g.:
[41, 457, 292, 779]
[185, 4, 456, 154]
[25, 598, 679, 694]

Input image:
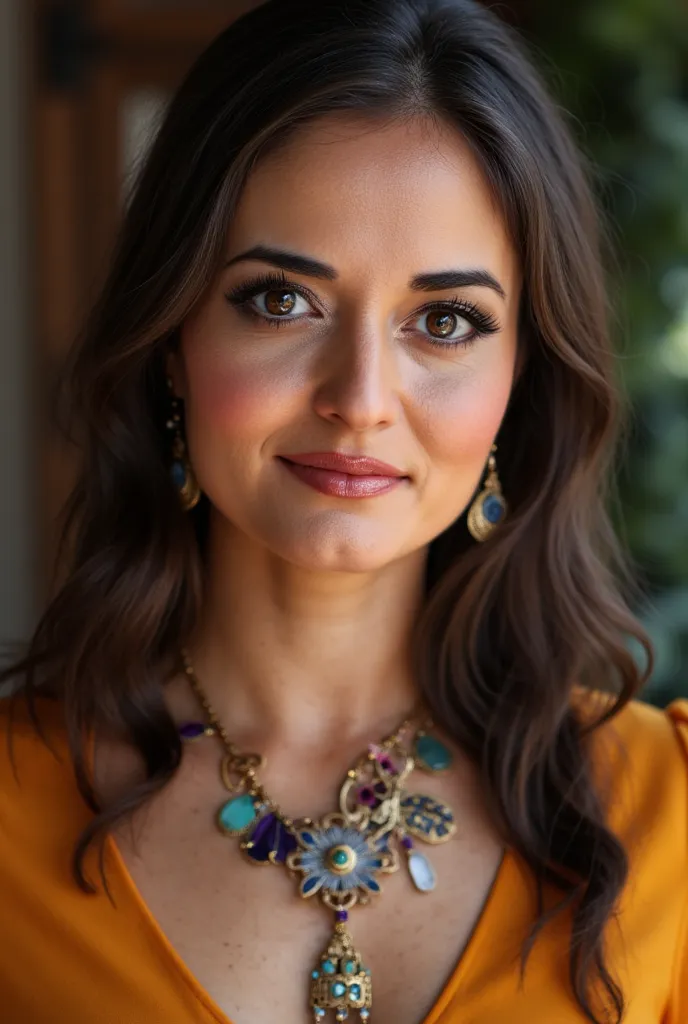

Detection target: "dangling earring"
[467, 443, 507, 542]
[166, 375, 201, 511]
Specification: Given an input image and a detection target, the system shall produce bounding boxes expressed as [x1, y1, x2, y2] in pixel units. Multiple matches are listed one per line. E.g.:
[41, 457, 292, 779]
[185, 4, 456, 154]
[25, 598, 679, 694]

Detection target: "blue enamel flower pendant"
[288, 818, 394, 900]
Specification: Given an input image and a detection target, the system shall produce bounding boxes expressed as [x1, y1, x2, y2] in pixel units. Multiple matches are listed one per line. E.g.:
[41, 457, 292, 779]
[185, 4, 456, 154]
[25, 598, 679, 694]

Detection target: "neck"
[177, 518, 429, 753]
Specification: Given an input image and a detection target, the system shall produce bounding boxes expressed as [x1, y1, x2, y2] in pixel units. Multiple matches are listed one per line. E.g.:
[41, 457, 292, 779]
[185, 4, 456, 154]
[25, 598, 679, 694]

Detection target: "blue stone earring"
[166, 375, 201, 511]
[467, 444, 507, 542]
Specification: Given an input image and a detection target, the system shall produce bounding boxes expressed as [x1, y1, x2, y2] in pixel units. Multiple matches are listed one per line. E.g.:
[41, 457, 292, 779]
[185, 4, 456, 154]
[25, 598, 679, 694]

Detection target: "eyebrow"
[224, 245, 506, 300]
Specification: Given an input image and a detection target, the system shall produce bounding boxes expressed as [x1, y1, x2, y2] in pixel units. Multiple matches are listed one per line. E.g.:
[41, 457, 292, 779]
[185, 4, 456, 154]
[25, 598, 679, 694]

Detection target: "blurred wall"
[0, 0, 37, 642]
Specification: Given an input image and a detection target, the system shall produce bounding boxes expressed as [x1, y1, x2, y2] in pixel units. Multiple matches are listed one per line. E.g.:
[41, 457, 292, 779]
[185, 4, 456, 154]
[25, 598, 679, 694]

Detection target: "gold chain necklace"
[179, 648, 457, 1023]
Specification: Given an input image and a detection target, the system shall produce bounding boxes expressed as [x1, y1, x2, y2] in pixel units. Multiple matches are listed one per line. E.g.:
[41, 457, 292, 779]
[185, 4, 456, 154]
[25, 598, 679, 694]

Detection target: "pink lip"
[281, 452, 406, 476]
[278, 451, 409, 499]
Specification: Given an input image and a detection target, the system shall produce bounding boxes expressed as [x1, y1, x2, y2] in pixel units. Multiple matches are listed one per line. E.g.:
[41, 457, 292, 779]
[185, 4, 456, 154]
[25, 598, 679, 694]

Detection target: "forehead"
[227, 114, 519, 299]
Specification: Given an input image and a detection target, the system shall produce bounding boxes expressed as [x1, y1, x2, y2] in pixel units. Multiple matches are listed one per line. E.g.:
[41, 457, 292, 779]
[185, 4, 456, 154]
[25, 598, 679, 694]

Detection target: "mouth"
[277, 452, 409, 499]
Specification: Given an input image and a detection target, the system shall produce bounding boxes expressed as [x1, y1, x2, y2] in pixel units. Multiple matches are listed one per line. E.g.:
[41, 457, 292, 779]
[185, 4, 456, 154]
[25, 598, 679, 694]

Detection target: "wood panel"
[94, 0, 263, 47]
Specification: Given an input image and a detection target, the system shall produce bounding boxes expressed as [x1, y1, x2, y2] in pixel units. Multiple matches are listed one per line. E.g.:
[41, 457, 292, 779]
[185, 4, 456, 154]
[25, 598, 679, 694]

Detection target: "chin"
[273, 519, 409, 574]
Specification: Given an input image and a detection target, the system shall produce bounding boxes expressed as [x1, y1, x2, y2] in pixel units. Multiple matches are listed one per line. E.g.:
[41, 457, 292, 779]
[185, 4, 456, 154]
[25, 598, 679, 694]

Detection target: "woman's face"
[170, 114, 521, 572]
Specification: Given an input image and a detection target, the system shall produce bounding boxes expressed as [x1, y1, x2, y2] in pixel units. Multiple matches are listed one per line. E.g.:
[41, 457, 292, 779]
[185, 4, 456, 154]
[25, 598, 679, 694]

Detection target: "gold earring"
[467, 444, 507, 542]
[165, 376, 201, 511]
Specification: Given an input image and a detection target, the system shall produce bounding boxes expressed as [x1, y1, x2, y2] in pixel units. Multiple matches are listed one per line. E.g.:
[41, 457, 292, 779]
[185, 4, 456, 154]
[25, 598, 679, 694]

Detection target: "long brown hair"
[2, 1, 651, 1020]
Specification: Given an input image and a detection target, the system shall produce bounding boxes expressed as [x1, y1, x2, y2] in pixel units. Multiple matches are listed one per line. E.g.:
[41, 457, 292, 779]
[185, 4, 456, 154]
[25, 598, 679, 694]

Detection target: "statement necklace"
[179, 648, 457, 1023]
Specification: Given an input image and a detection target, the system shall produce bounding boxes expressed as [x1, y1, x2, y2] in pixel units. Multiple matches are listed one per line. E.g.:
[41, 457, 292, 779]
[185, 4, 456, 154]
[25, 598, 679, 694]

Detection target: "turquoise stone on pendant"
[218, 793, 257, 835]
[415, 733, 452, 772]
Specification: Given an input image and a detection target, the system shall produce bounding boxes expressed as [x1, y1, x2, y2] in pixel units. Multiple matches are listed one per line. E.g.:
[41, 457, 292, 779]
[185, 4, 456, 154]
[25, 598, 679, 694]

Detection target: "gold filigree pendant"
[310, 918, 372, 1022]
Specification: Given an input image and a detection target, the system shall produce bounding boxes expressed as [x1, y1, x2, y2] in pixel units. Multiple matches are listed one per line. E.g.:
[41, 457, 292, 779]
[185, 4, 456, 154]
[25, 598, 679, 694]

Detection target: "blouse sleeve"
[663, 698, 688, 1023]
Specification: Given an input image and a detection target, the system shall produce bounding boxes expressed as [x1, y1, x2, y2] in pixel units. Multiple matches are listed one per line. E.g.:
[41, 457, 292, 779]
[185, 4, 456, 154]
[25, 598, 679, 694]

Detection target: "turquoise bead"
[218, 793, 257, 834]
[331, 848, 349, 865]
[349, 984, 361, 999]
[415, 733, 452, 772]
[312, 970, 320, 979]
[323, 960, 336, 974]
[343, 960, 356, 974]
[332, 981, 346, 997]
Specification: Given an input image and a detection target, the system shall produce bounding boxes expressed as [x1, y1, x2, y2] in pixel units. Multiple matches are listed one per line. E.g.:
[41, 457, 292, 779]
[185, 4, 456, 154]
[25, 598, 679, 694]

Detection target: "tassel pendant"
[309, 912, 372, 1022]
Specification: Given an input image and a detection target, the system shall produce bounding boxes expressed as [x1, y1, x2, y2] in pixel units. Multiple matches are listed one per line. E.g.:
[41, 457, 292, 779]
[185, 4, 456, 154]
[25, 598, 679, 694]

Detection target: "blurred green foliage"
[524, 0, 688, 705]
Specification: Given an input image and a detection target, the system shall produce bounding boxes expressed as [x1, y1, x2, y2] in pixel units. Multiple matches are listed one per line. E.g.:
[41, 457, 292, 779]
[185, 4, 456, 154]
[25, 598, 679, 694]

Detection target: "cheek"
[190, 364, 276, 441]
[416, 357, 515, 469]
[181, 314, 300, 444]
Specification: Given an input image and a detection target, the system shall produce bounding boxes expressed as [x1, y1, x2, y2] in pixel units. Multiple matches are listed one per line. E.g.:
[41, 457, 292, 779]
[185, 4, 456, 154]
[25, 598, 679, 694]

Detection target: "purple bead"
[245, 813, 297, 864]
[276, 823, 298, 863]
[401, 836, 414, 849]
[179, 721, 206, 739]
[246, 812, 277, 858]
[336, 910, 348, 923]
[357, 785, 378, 807]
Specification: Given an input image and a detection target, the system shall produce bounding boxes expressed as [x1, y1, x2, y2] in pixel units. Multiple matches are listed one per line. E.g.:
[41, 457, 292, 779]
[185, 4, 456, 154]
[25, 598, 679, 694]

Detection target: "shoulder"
[0, 693, 89, 851]
[573, 687, 688, 851]
[573, 685, 688, 767]
[0, 690, 71, 778]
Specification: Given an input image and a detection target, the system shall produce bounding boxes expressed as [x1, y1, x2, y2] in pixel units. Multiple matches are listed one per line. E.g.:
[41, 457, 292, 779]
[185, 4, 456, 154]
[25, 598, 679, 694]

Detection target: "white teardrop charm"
[407, 850, 436, 892]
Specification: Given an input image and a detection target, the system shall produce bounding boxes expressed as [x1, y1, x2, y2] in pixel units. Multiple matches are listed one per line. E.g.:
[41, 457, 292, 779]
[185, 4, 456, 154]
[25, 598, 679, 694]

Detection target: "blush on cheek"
[422, 370, 513, 470]
[180, 301, 289, 440]
[187, 363, 282, 441]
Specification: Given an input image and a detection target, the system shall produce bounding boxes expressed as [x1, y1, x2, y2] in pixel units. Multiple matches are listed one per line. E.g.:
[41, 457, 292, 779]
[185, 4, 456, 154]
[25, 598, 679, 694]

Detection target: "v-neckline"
[86, 712, 514, 1024]
[103, 826, 514, 1024]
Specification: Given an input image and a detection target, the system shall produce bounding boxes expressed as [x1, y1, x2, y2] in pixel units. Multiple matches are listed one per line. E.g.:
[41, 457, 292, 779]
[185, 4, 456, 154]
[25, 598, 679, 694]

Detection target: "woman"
[1, 0, 686, 1021]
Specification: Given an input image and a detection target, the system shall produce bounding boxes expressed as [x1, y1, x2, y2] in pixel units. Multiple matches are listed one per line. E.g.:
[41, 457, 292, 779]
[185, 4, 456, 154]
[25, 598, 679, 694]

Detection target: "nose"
[312, 321, 401, 432]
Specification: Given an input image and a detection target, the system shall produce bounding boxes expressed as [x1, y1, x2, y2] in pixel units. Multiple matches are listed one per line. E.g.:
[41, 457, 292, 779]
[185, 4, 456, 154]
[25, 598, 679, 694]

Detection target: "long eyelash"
[417, 296, 501, 349]
[225, 273, 502, 345]
[225, 270, 308, 329]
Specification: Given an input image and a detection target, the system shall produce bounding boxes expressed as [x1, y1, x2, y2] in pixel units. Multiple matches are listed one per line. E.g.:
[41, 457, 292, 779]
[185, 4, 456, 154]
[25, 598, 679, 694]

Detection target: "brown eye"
[426, 310, 462, 339]
[418, 308, 474, 344]
[225, 274, 319, 328]
[264, 290, 298, 316]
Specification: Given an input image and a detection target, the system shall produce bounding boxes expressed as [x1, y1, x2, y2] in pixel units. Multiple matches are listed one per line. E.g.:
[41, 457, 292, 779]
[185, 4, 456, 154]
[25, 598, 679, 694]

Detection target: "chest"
[107, 746, 506, 1024]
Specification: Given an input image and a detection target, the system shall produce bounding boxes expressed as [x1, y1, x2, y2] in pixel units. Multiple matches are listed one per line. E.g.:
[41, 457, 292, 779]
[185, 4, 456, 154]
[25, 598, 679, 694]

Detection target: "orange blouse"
[1, 691, 687, 1024]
